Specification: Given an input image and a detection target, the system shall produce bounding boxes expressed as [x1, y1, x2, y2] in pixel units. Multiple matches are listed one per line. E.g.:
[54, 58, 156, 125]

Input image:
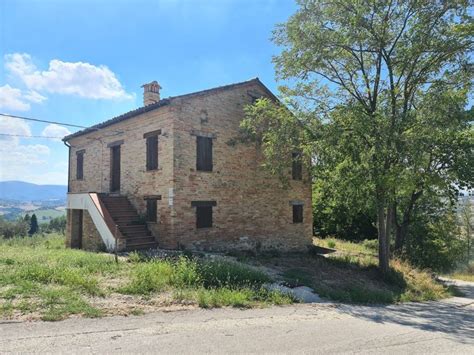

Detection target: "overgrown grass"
[256, 237, 454, 304]
[449, 262, 474, 282]
[317, 237, 378, 256]
[1, 234, 291, 321]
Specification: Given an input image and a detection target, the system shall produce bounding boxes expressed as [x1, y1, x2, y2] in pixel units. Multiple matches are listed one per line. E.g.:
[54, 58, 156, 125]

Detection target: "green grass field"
[0, 234, 293, 321]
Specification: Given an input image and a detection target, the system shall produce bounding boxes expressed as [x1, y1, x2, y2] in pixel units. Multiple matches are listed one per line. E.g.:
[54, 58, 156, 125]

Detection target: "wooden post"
[114, 224, 119, 264]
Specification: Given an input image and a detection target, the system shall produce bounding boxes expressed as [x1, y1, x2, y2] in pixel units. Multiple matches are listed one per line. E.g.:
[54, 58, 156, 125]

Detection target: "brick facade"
[65, 79, 312, 252]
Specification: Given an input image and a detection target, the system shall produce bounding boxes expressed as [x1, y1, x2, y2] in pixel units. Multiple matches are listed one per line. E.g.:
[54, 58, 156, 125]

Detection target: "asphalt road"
[2, 278, 473, 354]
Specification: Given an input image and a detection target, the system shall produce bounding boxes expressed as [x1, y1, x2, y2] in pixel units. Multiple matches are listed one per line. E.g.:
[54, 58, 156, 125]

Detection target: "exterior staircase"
[100, 195, 157, 251]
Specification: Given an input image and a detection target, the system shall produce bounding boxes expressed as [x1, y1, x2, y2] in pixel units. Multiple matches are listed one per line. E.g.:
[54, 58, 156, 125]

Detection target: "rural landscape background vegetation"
[1, 0, 473, 320]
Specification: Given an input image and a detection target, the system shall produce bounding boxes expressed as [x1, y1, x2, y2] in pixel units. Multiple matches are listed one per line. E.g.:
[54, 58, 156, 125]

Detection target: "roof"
[63, 77, 277, 141]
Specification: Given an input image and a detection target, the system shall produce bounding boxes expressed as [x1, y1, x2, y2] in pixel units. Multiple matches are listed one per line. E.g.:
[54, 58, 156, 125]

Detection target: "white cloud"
[5, 53, 133, 100]
[41, 124, 71, 140]
[0, 139, 51, 178]
[24, 90, 47, 104]
[0, 116, 67, 185]
[0, 85, 30, 111]
[0, 116, 31, 140]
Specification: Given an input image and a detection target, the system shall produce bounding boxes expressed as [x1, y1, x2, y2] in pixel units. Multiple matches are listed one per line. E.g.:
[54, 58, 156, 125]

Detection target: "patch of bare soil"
[87, 292, 197, 317]
[248, 253, 393, 295]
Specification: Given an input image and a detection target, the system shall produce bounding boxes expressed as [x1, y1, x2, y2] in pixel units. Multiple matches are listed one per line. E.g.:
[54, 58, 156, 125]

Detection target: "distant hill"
[0, 181, 67, 202]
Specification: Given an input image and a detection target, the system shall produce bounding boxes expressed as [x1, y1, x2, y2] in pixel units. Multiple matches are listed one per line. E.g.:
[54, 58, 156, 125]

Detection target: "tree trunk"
[377, 200, 390, 275]
[394, 190, 422, 253]
[394, 223, 407, 253]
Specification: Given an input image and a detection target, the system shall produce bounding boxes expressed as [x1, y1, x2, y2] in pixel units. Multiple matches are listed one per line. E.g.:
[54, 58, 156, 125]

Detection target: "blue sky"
[0, 0, 296, 185]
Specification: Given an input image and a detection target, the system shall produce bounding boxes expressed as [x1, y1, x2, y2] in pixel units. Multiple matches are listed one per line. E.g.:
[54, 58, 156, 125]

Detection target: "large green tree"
[243, 0, 473, 273]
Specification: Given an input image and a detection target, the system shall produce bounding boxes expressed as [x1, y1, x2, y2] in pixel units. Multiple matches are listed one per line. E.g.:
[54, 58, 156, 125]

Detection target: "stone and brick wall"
[170, 82, 312, 252]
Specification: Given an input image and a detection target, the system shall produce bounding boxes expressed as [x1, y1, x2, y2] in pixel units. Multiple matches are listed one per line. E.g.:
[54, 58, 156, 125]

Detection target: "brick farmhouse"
[63, 78, 312, 252]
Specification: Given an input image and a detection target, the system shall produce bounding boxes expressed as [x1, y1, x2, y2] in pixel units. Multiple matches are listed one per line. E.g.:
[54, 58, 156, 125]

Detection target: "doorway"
[71, 209, 83, 249]
[110, 145, 121, 192]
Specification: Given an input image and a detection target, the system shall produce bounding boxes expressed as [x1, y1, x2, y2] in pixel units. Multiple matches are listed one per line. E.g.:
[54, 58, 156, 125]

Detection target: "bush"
[362, 239, 378, 252]
[0, 217, 29, 239]
[404, 210, 467, 272]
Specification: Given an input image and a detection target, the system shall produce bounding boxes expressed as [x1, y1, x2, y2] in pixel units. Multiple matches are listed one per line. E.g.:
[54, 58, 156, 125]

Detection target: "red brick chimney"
[141, 81, 161, 106]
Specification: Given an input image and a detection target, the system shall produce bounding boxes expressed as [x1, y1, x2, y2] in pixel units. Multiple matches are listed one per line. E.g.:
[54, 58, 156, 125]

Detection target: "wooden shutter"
[196, 136, 213, 171]
[146, 199, 157, 222]
[76, 152, 84, 180]
[293, 205, 303, 223]
[196, 206, 213, 228]
[192, 201, 216, 228]
[146, 135, 158, 171]
[292, 152, 302, 180]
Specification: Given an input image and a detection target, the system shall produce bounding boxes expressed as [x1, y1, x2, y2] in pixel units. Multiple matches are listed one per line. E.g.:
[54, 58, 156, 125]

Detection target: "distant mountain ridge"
[0, 181, 67, 202]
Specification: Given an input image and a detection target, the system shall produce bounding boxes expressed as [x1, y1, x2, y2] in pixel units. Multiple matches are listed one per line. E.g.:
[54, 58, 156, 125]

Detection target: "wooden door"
[110, 145, 121, 192]
[77, 210, 83, 248]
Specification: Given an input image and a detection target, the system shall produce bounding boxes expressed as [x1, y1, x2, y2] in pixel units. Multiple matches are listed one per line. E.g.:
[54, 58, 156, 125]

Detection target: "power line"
[0, 113, 88, 129]
[0, 133, 63, 139]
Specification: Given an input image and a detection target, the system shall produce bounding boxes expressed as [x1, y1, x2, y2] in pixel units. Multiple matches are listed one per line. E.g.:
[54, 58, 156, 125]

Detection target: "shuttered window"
[146, 199, 157, 222]
[76, 151, 84, 180]
[146, 135, 159, 171]
[196, 136, 213, 171]
[292, 152, 302, 180]
[192, 201, 216, 228]
[293, 205, 303, 223]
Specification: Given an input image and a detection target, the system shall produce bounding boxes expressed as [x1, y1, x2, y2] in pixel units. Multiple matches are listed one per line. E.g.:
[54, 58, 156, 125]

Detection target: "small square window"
[196, 206, 212, 228]
[293, 205, 303, 223]
[192, 201, 216, 228]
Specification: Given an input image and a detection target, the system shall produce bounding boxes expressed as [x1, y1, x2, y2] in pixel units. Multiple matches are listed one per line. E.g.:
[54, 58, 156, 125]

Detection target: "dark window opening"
[146, 199, 157, 222]
[146, 135, 159, 171]
[76, 151, 84, 180]
[292, 152, 302, 180]
[191, 201, 216, 228]
[293, 204, 303, 223]
[196, 136, 213, 171]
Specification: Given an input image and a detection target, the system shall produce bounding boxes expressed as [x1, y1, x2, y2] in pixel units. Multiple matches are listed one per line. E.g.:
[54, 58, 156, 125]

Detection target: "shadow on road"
[338, 300, 474, 343]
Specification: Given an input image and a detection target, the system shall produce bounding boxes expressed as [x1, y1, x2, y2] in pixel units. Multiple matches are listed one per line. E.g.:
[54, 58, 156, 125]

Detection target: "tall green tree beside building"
[243, 0, 473, 273]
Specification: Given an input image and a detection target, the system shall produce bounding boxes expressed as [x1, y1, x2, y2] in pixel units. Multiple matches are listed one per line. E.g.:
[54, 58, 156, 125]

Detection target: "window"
[191, 201, 216, 228]
[146, 199, 157, 222]
[196, 136, 213, 171]
[292, 152, 302, 180]
[144, 131, 160, 171]
[76, 150, 84, 180]
[293, 204, 303, 223]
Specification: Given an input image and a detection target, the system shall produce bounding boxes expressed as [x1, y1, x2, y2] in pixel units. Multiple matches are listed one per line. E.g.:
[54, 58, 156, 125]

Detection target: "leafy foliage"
[243, 0, 474, 273]
[28, 214, 39, 235]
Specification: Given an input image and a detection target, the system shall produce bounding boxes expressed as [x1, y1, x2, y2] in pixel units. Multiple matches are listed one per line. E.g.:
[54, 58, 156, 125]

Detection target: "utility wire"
[0, 113, 88, 129]
[0, 133, 64, 139]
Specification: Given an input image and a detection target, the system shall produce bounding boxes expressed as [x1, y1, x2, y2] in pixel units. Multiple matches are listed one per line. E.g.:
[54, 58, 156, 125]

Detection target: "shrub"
[362, 239, 378, 252]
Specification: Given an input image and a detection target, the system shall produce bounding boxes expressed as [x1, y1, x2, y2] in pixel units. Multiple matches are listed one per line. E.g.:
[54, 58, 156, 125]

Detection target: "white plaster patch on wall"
[168, 187, 174, 206]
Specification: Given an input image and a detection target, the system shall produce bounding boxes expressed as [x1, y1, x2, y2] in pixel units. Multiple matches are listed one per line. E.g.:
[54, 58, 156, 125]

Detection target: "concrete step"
[126, 240, 157, 251]
[125, 236, 155, 244]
